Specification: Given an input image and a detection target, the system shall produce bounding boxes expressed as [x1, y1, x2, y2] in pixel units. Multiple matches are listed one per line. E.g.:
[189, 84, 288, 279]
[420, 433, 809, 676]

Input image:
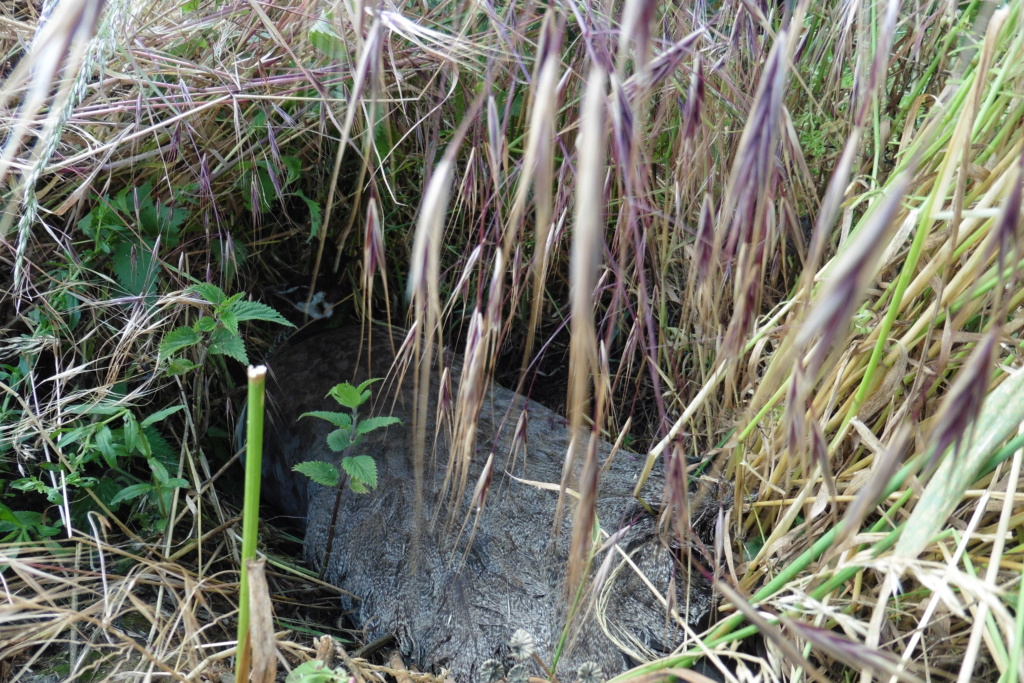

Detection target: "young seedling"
[292, 378, 400, 575]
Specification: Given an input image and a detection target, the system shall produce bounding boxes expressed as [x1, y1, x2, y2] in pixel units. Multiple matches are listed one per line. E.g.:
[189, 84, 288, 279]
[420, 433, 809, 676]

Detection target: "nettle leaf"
[326, 428, 352, 452]
[218, 309, 240, 337]
[195, 315, 218, 333]
[159, 327, 201, 360]
[144, 426, 176, 464]
[166, 358, 198, 375]
[342, 455, 377, 491]
[286, 659, 350, 683]
[355, 377, 383, 394]
[208, 328, 248, 365]
[328, 382, 370, 410]
[188, 282, 226, 305]
[293, 461, 341, 488]
[228, 300, 294, 327]
[308, 15, 344, 59]
[356, 416, 401, 435]
[300, 411, 352, 429]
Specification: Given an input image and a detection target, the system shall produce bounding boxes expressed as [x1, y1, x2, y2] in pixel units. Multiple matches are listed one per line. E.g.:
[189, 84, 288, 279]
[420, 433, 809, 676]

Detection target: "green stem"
[237, 365, 267, 681]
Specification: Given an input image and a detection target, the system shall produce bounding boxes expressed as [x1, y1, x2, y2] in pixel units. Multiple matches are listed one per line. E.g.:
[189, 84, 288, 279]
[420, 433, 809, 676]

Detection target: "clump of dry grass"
[3, 0, 1024, 680]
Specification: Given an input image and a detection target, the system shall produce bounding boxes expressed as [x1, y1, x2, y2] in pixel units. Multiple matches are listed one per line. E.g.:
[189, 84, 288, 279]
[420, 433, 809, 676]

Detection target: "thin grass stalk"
[619, 366, 1024, 680]
[564, 64, 606, 593]
[236, 365, 267, 681]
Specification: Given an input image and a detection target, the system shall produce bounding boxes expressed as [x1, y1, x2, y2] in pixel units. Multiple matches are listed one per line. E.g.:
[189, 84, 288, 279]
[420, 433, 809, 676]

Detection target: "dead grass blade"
[563, 64, 607, 595]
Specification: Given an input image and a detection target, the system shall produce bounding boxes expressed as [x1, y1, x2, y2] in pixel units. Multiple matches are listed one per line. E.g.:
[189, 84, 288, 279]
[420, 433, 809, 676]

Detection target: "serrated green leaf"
[195, 315, 218, 332]
[110, 483, 153, 506]
[286, 659, 349, 683]
[293, 461, 341, 487]
[309, 16, 344, 59]
[328, 382, 369, 409]
[140, 404, 185, 428]
[356, 416, 401, 435]
[326, 428, 352, 452]
[112, 237, 159, 296]
[300, 411, 352, 429]
[188, 282, 226, 305]
[159, 327, 201, 360]
[165, 358, 198, 376]
[355, 377, 383, 394]
[218, 310, 239, 337]
[145, 426, 176, 465]
[208, 329, 248, 365]
[228, 300, 294, 327]
[341, 455, 377, 491]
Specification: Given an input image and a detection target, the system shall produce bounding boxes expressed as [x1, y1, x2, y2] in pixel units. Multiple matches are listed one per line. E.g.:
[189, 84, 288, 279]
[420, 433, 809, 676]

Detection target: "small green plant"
[286, 660, 351, 683]
[158, 283, 294, 374]
[292, 379, 400, 494]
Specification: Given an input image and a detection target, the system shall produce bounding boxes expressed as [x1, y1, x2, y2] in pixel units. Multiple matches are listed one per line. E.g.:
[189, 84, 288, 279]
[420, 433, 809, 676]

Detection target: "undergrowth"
[1, 0, 1023, 680]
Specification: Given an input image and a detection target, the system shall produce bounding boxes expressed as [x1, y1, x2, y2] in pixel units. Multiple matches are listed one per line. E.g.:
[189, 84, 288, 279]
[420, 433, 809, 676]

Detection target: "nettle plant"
[293, 379, 400, 494]
[159, 283, 294, 375]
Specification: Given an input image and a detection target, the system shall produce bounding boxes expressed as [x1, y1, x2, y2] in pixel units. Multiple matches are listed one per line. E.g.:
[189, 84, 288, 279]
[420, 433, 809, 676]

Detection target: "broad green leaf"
[356, 416, 401, 435]
[145, 427, 177, 466]
[149, 458, 170, 483]
[123, 413, 142, 454]
[328, 382, 369, 409]
[110, 484, 154, 506]
[188, 282, 226, 305]
[161, 477, 190, 489]
[293, 461, 341, 488]
[66, 403, 126, 416]
[281, 156, 302, 184]
[308, 16, 344, 59]
[218, 309, 240, 337]
[96, 426, 118, 468]
[165, 358, 198, 376]
[895, 366, 1024, 560]
[326, 428, 352, 452]
[208, 328, 248, 365]
[342, 455, 377, 491]
[111, 238, 159, 296]
[286, 660, 349, 683]
[140, 404, 185, 428]
[300, 411, 352, 429]
[228, 300, 294, 327]
[195, 315, 218, 332]
[159, 327, 201, 360]
[355, 377, 383, 394]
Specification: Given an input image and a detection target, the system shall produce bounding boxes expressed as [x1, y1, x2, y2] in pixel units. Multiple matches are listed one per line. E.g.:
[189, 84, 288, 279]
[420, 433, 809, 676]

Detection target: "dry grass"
[2, 0, 1024, 680]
